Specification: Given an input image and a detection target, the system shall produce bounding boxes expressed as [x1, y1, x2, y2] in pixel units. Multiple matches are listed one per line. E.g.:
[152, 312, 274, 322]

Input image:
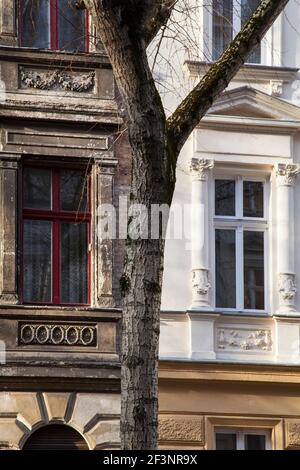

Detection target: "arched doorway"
[23, 424, 89, 450]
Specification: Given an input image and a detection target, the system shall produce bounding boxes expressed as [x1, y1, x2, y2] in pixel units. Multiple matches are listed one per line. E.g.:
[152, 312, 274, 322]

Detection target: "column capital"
[190, 158, 214, 180]
[275, 163, 300, 186]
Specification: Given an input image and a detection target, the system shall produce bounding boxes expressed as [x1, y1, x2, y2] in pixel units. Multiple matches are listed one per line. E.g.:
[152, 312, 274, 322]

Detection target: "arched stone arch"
[22, 423, 90, 450]
[0, 391, 120, 450]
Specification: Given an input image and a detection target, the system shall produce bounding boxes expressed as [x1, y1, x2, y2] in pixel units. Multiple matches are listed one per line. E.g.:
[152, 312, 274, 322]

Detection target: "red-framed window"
[22, 166, 91, 305]
[19, 0, 89, 52]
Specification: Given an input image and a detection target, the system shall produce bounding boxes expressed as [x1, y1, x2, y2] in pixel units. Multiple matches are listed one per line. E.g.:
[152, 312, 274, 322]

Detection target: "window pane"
[215, 179, 235, 216]
[212, 0, 233, 61]
[241, 0, 261, 63]
[23, 220, 52, 303]
[58, 0, 86, 52]
[20, 0, 50, 48]
[245, 434, 266, 450]
[60, 223, 88, 303]
[60, 170, 88, 212]
[244, 231, 264, 310]
[216, 229, 236, 308]
[216, 433, 237, 450]
[24, 168, 52, 210]
[243, 181, 264, 218]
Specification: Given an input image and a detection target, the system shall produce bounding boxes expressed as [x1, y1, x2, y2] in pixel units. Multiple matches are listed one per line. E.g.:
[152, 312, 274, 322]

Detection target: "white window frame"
[215, 427, 272, 450]
[212, 172, 270, 314]
[201, 0, 270, 64]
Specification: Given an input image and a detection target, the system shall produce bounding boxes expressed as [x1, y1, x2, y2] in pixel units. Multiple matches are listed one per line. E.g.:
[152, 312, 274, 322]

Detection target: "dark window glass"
[60, 170, 88, 212]
[216, 229, 236, 308]
[243, 181, 264, 218]
[241, 0, 261, 63]
[20, 0, 50, 48]
[58, 0, 86, 52]
[245, 434, 266, 450]
[215, 179, 235, 216]
[60, 222, 88, 304]
[23, 220, 52, 302]
[216, 433, 237, 450]
[244, 231, 264, 310]
[212, 0, 233, 60]
[24, 168, 52, 210]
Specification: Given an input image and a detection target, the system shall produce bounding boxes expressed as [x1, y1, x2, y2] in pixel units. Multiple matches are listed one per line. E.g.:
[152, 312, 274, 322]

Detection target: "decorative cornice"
[190, 158, 214, 180]
[275, 163, 300, 186]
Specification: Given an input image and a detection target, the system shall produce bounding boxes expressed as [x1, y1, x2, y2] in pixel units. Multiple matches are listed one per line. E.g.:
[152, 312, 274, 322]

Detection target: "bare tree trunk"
[84, 0, 289, 450]
[85, 1, 175, 449]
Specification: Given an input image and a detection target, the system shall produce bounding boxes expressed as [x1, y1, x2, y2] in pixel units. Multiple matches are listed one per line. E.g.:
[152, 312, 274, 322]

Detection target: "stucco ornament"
[19, 322, 96, 346]
[190, 158, 214, 180]
[192, 269, 211, 296]
[20, 67, 95, 92]
[217, 328, 273, 351]
[275, 163, 300, 186]
[278, 273, 297, 304]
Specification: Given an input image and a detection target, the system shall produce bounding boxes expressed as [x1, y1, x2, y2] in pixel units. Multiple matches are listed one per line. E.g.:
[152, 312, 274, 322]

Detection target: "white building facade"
[158, 0, 300, 451]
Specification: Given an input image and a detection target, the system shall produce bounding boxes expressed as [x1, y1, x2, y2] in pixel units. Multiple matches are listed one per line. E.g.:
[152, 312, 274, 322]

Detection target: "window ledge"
[0, 304, 122, 319]
[185, 61, 299, 84]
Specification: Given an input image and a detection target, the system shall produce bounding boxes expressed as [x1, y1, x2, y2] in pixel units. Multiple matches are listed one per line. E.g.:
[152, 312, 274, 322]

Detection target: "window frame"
[214, 427, 272, 450]
[208, 0, 268, 64]
[212, 172, 270, 314]
[21, 164, 91, 306]
[18, 0, 90, 52]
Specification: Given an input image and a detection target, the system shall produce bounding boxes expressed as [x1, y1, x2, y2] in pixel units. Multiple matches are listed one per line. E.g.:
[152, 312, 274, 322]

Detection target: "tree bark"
[84, 0, 290, 450]
[84, 0, 175, 449]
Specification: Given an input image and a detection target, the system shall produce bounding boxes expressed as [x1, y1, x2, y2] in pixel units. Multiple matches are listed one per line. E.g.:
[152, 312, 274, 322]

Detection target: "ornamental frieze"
[19, 67, 95, 93]
[18, 322, 97, 347]
[217, 328, 273, 352]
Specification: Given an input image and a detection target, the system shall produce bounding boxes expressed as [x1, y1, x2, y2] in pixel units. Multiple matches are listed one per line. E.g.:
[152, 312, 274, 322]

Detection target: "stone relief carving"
[275, 163, 300, 186]
[270, 79, 283, 96]
[192, 269, 211, 296]
[278, 273, 297, 305]
[286, 422, 300, 449]
[190, 158, 214, 180]
[19, 323, 97, 347]
[217, 328, 273, 351]
[158, 416, 205, 444]
[20, 67, 95, 93]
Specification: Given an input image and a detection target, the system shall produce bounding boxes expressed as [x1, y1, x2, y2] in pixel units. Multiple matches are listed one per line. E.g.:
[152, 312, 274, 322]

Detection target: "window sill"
[0, 304, 121, 319]
[0, 45, 110, 68]
[214, 308, 270, 318]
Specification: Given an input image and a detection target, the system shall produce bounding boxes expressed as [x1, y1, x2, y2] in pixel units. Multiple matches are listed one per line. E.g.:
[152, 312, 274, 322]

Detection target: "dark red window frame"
[22, 165, 91, 306]
[19, 0, 90, 52]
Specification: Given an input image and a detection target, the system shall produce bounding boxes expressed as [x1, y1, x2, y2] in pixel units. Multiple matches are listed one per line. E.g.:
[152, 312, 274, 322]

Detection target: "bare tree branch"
[146, 0, 178, 44]
[167, 0, 290, 155]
